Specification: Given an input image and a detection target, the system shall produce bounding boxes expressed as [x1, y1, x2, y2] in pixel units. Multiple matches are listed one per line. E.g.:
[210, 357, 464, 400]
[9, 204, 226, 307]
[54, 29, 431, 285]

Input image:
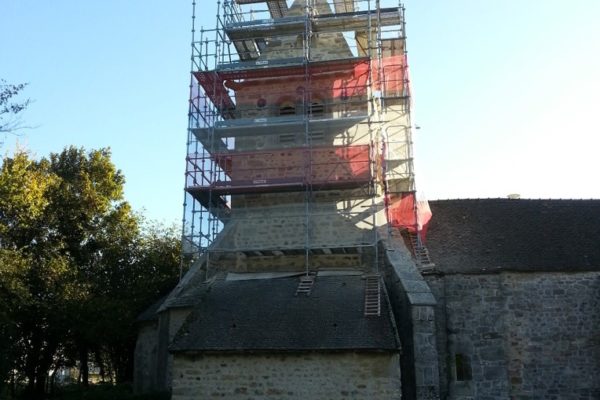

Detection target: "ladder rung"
[364, 275, 381, 317]
[295, 274, 316, 296]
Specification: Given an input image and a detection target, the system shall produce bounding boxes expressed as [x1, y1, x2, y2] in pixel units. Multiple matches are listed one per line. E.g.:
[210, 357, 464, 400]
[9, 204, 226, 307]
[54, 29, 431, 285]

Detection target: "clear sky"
[1, 1, 599, 225]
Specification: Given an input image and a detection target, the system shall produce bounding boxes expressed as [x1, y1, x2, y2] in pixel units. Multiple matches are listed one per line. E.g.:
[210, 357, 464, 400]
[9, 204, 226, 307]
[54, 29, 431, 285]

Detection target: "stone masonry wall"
[171, 352, 401, 400]
[425, 271, 600, 400]
[218, 203, 374, 251]
[133, 322, 158, 393]
[383, 240, 441, 400]
[155, 308, 193, 391]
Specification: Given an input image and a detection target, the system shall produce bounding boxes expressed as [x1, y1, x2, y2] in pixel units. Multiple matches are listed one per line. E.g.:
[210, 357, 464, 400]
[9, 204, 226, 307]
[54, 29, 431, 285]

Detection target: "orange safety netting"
[194, 54, 407, 110]
[343, 54, 406, 98]
[386, 192, 432, 241]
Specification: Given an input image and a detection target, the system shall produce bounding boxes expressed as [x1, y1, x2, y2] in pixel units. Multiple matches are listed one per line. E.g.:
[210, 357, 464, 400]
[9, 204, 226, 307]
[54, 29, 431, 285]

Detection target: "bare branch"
[0, 79, 31, 133]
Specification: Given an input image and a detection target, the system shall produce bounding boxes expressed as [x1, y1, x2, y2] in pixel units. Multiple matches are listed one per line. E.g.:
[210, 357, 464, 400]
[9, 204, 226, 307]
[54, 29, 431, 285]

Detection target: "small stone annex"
[133, 0, 600, 399]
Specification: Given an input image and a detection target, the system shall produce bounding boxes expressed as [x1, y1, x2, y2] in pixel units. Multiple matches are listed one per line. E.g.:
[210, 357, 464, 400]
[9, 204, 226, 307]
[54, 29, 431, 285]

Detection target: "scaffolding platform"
[186, 144, 372, 196]
[193, 71, 236, 119]
[209, 113, 367, 138]
[190, 129, 229, 154]
[185, 188, 231, 220]
[225, 8, 402, 39]
[232, 39, 261, 61]
[234, 0, 289, 19]
[187, 176, 371, 196]
[191, 113, 368, 142]
[199, 56, 368, 79]
[207, 244, 372, 257]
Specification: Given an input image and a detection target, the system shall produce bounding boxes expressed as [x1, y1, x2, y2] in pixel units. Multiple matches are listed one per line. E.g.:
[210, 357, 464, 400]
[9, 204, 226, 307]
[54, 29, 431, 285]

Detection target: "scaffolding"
[182, 0, 415, 275]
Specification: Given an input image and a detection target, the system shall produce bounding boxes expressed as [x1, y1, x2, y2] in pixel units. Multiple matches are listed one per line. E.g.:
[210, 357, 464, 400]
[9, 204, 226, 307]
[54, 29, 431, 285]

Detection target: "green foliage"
[0, 250, 28, 395]
[0, 150, 61, 396]
[0, 151, 55, 248]
[0, 147, 180, 398]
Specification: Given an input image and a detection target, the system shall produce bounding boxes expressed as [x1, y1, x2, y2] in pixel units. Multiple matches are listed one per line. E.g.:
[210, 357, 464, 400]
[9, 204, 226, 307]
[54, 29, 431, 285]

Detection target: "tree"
[0, 151, 53, 394]
[45, 147, 132, 388]
[0, 250, 30, 397]
[0, 150, 72, 399]
[0, 147, 181, 397]
[89, 220, 180, 383]
[0, 147, 131, 398]
[0, 80, 30, 134]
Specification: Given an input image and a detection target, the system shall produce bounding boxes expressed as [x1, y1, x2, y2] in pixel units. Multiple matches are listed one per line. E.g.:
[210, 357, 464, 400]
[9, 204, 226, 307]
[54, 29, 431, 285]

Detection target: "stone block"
[407, 292, 437, 306]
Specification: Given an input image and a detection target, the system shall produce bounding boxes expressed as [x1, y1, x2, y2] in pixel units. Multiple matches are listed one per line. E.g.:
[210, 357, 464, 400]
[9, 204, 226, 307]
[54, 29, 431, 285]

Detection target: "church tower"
[135, 1, 440, 399]
[182, 0, 418, 280]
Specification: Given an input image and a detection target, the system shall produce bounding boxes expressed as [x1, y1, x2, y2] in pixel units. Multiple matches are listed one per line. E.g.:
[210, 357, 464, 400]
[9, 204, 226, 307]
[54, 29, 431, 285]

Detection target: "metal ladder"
[364, 274, 381, 316]
[409, 231, 435, 272]
[295, 273, 316, 296]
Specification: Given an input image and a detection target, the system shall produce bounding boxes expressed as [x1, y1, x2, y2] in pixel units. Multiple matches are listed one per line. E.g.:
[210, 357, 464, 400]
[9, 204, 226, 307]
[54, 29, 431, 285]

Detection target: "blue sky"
[1, 1, 599, 225]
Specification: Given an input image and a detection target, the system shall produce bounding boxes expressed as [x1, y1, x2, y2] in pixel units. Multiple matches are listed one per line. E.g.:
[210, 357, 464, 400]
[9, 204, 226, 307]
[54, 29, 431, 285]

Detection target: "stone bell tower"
[135, 1, 440, 399]
[182, 0, 416, 276]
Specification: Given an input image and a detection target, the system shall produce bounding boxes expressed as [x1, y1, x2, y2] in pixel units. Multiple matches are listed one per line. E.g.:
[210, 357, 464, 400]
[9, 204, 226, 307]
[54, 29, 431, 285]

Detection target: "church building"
[134, 1, 600, 399]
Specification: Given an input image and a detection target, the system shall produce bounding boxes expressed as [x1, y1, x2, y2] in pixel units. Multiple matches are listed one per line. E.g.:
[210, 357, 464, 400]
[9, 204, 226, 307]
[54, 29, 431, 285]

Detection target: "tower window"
[455, 354, 472, 381]
[279, 133, 296, 143]
[309, 131, 324, 142]
[310, 101, 325, 116]
[279, 104, 296, 116]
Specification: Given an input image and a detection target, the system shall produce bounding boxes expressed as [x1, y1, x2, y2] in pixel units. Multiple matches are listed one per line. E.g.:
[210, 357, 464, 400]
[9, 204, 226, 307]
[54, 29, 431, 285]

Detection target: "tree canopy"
[0, 147, 180, 399]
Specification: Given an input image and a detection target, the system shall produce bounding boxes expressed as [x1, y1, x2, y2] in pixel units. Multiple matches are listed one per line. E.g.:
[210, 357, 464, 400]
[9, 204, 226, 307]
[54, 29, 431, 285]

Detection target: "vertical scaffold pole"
[302, 0, 314, 276]
[180, 0, 199, 280]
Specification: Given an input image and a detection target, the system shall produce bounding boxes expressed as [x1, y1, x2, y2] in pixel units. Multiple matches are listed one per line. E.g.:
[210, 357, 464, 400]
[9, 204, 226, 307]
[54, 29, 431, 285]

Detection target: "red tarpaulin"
[195, 55, 407, 110]
[387, 192, 432, 240]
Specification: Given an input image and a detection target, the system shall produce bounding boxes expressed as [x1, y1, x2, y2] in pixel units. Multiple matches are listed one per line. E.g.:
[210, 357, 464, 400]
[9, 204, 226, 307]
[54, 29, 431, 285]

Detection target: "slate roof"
[426, 199, 600, 273]
[169, 275, 400, 353]
[136, 295, 169, 322]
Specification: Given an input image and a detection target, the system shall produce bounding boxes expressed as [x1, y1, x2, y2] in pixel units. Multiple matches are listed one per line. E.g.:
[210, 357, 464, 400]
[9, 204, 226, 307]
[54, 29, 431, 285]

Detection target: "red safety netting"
[386, 192, 432, 241]
[348, 54, 407, 98]
[194, 55, 407, 111]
